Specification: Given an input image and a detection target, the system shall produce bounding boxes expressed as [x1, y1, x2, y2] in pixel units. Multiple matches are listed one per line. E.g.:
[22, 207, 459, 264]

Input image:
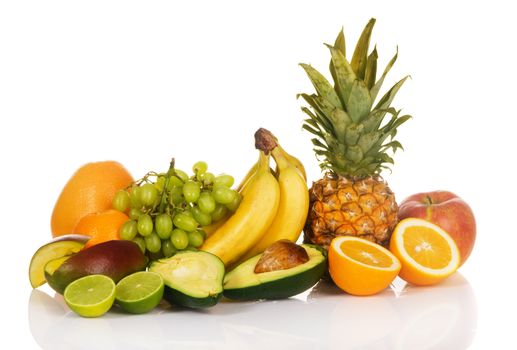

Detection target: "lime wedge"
[64, 275, 115, 318]
[115, 271, 164, 314]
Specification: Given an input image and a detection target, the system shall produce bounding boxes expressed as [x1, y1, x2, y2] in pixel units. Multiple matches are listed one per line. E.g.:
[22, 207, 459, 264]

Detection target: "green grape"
[198, 172, 215, 186]
[183, 180, 201, 203]
[214, 174, 235, 188]
[147, 250, 164, 261]
[168, 186, 184, 205]
[129, 208, 142, 220]
[112, 190, 130, 212]
[145, 233, 161, 253]
[225, 192, 243, 212]
[198, 192, 216, 213]
[184, 209, 194, 217]
[132, 236, 146, 254]
[174, 169, 189, 182]
[197, 229, 207, 239]
[139, 183, 158, 206]
[137, 214, 153, 236]
[173, 213, 198, 232]
[166, 175, 184, 191]
[212, 186, 237, 204]
[155, 176, 166, 191]
[211, 203, 228, 222]
[155, 213, 173, 239]
[192, 161, 208, 175]
[153, 195, 162, 209]
[188, 230, 204, 248]
[130, 186, 143, 208]
[170, 229, 189, 250]
[162, 239, 177, 258]
[119, 220, 138, 240]
[191, 206, 212, 226]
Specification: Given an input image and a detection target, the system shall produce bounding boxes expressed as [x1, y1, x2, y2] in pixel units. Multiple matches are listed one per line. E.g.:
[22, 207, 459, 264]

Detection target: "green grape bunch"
[112, 159, 241, 260]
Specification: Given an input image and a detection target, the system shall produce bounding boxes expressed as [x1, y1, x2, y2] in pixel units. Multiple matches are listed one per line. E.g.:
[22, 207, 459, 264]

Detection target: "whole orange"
[73, 209, 129, 248]
[51, 161, 133, 237]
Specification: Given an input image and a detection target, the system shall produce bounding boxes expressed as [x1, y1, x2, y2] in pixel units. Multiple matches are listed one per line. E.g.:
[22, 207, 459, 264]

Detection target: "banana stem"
[271, 147, 290, 170]
[254, 128, 278, 154]
[257, 151, 271, 171]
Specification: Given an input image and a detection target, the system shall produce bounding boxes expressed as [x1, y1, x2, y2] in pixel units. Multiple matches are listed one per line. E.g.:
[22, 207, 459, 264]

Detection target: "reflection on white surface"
[29, 273, 477, 350]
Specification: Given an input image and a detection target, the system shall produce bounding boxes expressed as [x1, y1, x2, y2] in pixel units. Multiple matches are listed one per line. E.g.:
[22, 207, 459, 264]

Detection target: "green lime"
[115, 271, 164, 314]
[64, 275, 115, 318]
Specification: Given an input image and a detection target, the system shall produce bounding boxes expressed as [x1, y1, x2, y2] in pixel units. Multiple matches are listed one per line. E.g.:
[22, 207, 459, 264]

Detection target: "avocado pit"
[254, 240, 309, 273]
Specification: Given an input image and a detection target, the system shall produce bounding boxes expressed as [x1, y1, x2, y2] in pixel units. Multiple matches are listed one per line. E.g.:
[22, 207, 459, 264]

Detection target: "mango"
[29, 234, 91, 288]
[45, 240, 147, 294]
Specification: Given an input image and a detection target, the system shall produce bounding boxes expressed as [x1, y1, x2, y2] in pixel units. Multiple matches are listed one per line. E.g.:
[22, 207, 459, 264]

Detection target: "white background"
[1, 0, 515, 349]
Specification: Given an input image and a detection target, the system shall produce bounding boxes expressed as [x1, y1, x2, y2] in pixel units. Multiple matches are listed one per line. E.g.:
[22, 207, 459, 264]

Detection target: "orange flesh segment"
[403, 226, 451, 269]
[340, 240, 393, 268]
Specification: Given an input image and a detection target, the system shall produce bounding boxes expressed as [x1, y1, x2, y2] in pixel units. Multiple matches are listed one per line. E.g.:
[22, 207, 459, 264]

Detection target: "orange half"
[390, 218, 460, 286]
[329, 236, 401, 296]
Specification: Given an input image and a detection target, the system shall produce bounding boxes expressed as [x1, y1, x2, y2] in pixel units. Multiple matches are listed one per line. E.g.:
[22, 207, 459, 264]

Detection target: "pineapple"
[300, 18, 411, 249]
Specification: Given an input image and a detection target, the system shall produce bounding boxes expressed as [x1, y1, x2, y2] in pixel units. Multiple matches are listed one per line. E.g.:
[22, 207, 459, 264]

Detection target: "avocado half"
[223, 244, 326, 300]
[149, 250, 225, 309]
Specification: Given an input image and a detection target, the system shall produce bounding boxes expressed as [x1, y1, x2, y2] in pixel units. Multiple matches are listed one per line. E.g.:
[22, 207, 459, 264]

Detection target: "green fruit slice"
[149, 251, 224, 308]
[64, 275, 115, 318]
[115, 271, 164, 314]
[29, 234, 90, 288]
[223, 244, 326, 300]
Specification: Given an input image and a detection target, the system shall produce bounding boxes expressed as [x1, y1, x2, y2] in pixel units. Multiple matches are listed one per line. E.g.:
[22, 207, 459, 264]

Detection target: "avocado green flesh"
[149, 251, 224, 308]
[223, 245, 326, 300]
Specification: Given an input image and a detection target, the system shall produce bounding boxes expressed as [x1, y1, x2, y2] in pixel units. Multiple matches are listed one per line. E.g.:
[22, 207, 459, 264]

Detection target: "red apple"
[397, 191, 476, 266]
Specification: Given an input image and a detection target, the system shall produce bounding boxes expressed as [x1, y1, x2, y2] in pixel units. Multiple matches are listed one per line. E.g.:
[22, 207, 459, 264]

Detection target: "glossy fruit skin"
[51, 161, 133, 237]
[240, 146, 309, 262]
[397, 191, 476, 266]
[201, 152, 280, 266]
[163, 286, 222, 309]
[45, 240, 147, 294]
[73, 209, 129, 248]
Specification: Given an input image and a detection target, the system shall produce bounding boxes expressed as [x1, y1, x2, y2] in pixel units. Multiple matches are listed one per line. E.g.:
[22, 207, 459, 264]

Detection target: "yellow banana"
[276, 144, 307, 181]
[203, 160, 258, 237]
[200, 151, 280, 266]
[202, 216, 228, 237]
[240, 145, 309, 261]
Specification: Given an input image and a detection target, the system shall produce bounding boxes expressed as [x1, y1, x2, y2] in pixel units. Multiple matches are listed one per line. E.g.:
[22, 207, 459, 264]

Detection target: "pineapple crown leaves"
[298, 18, 412, 177]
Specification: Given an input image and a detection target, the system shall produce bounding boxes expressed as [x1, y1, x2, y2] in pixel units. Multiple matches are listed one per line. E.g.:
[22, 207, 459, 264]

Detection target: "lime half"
[115, 271, 164, 314]
[64, 274, 115, 317]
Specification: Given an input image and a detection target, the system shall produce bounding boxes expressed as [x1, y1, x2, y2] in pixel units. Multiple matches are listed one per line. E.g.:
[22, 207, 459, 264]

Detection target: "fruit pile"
[28, 17, 477, 319]
[112, 159, 241, 259]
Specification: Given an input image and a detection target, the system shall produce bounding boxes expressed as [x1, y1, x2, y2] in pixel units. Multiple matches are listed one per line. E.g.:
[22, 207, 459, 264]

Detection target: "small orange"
[389, 218, 460, 286]
[329, 236, 401, 296]
[73, 209, 129, 248]
[51, 161, 133, 237]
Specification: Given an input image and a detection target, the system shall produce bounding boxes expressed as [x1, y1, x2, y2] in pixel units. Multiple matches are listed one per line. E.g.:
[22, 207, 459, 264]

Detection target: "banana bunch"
[200, 128, 309, 267]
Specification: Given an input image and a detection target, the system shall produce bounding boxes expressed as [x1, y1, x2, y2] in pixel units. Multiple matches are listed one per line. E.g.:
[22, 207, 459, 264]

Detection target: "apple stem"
[424, 195, 433, 205]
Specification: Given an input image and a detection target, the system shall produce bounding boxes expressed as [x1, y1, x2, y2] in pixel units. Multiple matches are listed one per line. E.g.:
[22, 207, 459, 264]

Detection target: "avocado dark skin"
[45, 240, 147, 294]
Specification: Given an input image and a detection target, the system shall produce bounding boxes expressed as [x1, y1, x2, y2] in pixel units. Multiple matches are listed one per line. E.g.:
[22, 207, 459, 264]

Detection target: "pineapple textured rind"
[304, 174, 398, 248]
